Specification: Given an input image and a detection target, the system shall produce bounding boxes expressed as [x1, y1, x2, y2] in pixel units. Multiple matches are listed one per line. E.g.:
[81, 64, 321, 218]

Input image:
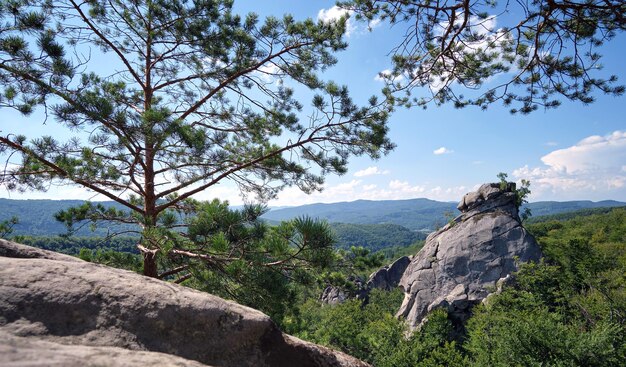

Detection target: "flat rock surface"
[397, 183, 542, 328]
[0, 330, 211, 367]
[0, 241, 369, 367]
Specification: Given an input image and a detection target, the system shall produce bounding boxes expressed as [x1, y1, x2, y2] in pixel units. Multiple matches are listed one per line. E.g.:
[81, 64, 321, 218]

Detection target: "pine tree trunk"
[143, 249, 158, 277]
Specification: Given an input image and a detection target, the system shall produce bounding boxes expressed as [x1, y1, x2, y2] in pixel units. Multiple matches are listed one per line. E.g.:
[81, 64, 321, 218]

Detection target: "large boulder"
[320, 257, 411, 305]
[320, 277, 367, 305]
[366, 256, 411, 291]
[0, 330, 211, 367]
[320, 286, 350, 305]
[397, 183, 542, 329]
[0, 240, 369, 367]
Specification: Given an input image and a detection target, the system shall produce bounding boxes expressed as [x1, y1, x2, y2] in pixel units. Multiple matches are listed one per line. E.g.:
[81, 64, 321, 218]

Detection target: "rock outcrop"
[0, 330, 211, 367]
[320, 286, 350, 305]
[366, 256, 411, 291]
[397, 183, 542, 329]
[320, 257, 411, 305]
[0, 239, 369, 367]
[320, 277, 367, 305]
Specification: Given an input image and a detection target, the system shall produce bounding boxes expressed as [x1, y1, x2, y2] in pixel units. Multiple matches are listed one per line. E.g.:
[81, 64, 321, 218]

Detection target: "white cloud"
[374, 69, 406, 84]
[354, 166, 390, 177]
[267, 179, 476, 206]
[545, 141, 559, 147]
[368, 18, 382, 29]
[253, 62, 281, 83]
[433, 147, 454, 155]
[362, 184, 377, 191]
[388, 180, 425, 194]
[541, 131, 626, 173]
[318, 6, 355, 36]
[513, 131, 626, 200]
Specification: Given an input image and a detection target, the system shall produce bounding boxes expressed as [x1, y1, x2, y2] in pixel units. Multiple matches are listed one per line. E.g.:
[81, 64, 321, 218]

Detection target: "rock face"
[0, 239, 369, 367]
[320, 277, 367, 305]
[0, 330, 211, 367]
[366, 256, 411, 291]
[320, 286, 350, 305]
[397, 183, 542, 328]
[320, 257, 410, 305]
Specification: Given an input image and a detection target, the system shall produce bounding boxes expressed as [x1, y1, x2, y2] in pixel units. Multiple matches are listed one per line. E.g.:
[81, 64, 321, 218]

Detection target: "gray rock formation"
[320, 277, 367, 305]
[320, 257, 410, 305]
[366, 256, 411, 291]
[320, 286, 349, 305]
[397, 183, 542, 328]
[0, 240, 370, 367]
[0, 330, 211, 367]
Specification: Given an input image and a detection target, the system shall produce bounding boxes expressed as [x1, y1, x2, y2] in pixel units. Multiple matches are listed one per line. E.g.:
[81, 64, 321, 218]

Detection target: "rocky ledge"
[396, 183, 542, 329]
[320, 256, 411, 305]
[0, 239, 369, 367]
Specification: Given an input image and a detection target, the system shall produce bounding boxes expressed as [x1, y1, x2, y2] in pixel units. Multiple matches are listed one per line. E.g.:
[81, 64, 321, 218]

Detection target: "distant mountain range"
[2, 197, 625, 237]
[261, 198, 456, 231]
[262, 198, 626, 231]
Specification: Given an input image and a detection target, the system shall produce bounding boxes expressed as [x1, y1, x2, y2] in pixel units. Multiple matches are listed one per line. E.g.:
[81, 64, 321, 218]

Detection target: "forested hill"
[0, 198, 128, 236]
[262, 198, 626, 230]
[330, 223, 426, 252]
[0, 197, 624, 236]
[524, 200, 626, 217]
[262, 198, 457, 231]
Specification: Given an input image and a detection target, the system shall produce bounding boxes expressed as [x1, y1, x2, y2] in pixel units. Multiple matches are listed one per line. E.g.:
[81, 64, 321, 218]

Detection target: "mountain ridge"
[0, 197, 624, 235]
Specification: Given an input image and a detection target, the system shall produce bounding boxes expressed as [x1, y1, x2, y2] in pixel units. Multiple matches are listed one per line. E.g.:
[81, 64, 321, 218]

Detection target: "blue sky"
[2, 1, 625, 206]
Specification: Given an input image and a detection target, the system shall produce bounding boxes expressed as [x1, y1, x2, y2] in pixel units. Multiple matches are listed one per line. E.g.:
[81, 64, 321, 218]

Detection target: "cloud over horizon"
[514, 130, 626, 200]
[354, 166, 390, 177]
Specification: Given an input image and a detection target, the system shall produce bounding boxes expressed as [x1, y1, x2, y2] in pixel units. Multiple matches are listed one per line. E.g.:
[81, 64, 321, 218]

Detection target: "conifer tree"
[0, 0, 393, 276]
[343, 0, 626, 113]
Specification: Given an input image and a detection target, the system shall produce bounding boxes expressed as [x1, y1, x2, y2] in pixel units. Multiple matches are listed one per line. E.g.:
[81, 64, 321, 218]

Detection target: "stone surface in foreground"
[0, 239, 369, 367]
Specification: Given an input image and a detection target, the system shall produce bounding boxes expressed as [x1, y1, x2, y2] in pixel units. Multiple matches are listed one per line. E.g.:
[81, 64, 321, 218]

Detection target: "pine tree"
[0, 0, 394, 276]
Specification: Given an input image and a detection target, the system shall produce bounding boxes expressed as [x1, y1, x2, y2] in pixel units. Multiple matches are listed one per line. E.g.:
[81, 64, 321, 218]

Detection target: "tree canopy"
[0, 0, 393, 275]
[343, 0, 626, 113]
[1, 0, 625, 280]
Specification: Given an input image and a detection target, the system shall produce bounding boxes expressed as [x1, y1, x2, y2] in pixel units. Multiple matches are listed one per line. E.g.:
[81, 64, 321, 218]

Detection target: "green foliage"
[0, 0, 393, 278]
[11, 235, 139, 255]
[330, 222, 425, 251]
[0, 198, 135, 236]
[285, 207, 625, 366]
[497, 172, 532, 220]
[0, 198, 622, 238]
[316, 246, 386, 291]
[78, 248, 142, 272]
[467, 305, 623, 367]
[526, 206, 626, 224]
[344, 0, 625, 113]
[287, 289, 466, 367]
[156, 200, 338, 321]
[0, 215, 18, 238]
[465, 207, 626, 366]
[262, 198, 457, 231]
[377, 239, 425, 260]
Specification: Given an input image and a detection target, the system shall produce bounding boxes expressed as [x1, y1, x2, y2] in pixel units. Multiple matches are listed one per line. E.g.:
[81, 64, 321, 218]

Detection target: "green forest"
[4, 206, 624, 366]
[0, 0, 624, 365]
[282, 207, 626, 367]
